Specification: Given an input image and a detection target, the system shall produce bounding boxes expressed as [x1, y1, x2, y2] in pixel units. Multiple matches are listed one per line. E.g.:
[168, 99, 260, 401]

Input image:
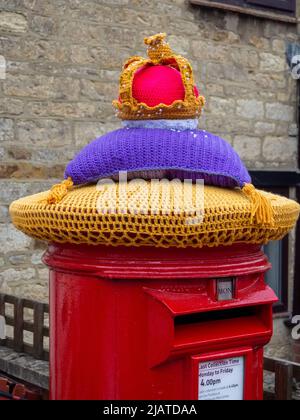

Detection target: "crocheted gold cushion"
[10, 183, 299, 249]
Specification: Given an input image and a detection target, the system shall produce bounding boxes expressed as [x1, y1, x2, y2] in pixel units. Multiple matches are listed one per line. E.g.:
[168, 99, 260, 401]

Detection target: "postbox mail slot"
[174, 306, 257, 326]
[173, 304, 272, 352]
[174, 306, 272, 350]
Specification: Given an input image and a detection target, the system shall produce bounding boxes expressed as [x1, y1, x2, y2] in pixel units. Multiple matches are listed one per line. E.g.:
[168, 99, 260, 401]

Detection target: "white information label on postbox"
[198, 356, 244, 400]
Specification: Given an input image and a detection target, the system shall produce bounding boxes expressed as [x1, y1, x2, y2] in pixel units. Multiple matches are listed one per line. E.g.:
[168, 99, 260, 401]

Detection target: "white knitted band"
[122, 119, 199, 131]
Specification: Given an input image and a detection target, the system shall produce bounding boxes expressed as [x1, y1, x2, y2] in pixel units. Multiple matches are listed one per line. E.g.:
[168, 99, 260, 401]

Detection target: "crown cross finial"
[144, 33, 173, 63]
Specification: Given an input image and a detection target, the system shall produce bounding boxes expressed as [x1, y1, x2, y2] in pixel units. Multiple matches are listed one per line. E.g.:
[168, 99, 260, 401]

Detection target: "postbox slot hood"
[144, 285, 278, 316]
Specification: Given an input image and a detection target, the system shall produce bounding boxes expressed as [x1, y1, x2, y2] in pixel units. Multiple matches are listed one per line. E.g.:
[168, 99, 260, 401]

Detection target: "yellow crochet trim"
[242, 183, 274, 226]
[47, 177, 73, 205]
[112, 33, 205, 120]
[10, 183, 300, 249]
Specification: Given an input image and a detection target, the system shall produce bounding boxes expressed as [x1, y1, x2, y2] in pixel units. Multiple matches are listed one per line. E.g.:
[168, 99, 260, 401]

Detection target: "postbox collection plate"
[198, 356, 245, 400]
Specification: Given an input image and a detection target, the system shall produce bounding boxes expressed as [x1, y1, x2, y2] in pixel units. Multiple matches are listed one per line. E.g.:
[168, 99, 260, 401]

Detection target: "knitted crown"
[112, 33, 205, 120]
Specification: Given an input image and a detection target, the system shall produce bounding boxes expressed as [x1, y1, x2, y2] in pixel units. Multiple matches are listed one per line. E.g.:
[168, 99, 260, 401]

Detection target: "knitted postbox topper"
[46, 33, 275, 226]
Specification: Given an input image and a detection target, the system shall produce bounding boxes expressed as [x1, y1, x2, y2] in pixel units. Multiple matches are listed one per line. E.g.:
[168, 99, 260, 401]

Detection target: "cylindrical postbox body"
[44, 243, 277, 400]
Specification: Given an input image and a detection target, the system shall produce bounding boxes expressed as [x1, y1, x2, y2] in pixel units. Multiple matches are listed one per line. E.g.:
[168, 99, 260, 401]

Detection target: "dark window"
[293, 186, 300, 317]
[189, 0, 297, 19]
[263, 187, 290, 314]
[264, 237, 288, 313]
[249, 172, 300, 317]
[246, 0, 296, 13]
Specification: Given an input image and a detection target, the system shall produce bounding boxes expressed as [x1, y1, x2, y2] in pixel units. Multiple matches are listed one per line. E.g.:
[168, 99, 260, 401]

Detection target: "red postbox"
[9, 31, 300, 402]
[44, 242, 277, 401]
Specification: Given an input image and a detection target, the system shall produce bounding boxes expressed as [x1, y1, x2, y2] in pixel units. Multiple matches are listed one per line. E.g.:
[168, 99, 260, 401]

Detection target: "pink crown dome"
[132, 64, 199, 107]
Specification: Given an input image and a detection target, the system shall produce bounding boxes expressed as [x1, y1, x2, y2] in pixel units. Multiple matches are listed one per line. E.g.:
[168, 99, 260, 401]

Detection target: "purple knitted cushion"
[65, 128, 251, 188]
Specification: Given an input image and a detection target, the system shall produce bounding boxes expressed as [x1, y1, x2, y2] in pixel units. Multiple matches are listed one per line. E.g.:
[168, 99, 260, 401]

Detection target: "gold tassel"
[242, 183, 274, 226]
[47, 178, 73, 205]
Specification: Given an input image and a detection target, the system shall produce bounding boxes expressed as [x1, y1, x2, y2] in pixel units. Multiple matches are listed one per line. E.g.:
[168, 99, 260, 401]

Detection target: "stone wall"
[0, 0, 299, 301]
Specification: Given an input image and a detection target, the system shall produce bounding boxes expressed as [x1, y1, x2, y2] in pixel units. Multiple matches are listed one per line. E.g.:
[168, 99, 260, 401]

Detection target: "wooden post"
[33, 302, 45, 359]
[0, 294, 6, 346]
[13, 298, 24, 353]
[275, 361, 293, 400]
